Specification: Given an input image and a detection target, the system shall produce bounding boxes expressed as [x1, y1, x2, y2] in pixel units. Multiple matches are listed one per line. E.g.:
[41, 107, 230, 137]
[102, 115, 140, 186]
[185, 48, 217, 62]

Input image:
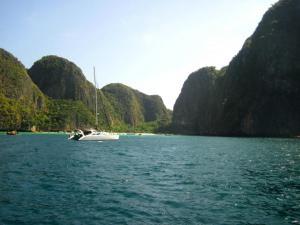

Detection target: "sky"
[0, 0, 278, 109]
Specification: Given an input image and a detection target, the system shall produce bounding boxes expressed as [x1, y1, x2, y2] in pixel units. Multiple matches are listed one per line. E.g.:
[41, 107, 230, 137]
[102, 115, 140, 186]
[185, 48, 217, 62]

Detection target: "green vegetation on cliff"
[0, 48, 47, 130]
[27, 56, 170, 132]
[102, 83, 170, 127]
[173, 0, 300, 137]
[45, 99, 94, 131]
[28, 55, 99, 110]
[0, 51, 170, 132]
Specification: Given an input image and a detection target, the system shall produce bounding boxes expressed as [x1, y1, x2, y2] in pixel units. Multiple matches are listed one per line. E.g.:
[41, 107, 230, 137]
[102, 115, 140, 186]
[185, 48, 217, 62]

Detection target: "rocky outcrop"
[102, 83, 170, 127]
[172, 67, 225, 134]
[0, 48, 45, 109]
[173, 0, 300, 137]
[0, 48, 46, 130]
[28, 56, 170, 129]
[28, 56, 98, 110]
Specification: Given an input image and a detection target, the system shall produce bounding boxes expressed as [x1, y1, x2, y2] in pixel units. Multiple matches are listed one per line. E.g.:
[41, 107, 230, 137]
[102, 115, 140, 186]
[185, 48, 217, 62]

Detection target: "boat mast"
[94, 66, 98, 127]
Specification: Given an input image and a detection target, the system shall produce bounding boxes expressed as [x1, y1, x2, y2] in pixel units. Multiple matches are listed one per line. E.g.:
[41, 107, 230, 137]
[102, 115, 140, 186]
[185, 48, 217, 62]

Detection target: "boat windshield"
[83, 130, 92, 135]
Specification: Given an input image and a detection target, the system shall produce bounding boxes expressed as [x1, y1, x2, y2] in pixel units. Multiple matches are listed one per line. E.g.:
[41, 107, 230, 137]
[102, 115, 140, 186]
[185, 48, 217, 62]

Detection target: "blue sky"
[0, 0, 278, 109]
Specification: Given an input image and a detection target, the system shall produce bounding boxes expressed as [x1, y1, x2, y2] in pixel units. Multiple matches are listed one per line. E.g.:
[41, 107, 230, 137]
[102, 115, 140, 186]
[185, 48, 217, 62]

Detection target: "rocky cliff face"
[173, 67, 225, 134]
[28, 55, 118, 128]
[0, 50, 170, 131]
[28, 56, 97, 110]
[102, 83, 170, 127]
[173, 0, 300, 136]
[0, 48, 45, 108]
[28, 56, 170, 129]
[0, 48, 46, 130]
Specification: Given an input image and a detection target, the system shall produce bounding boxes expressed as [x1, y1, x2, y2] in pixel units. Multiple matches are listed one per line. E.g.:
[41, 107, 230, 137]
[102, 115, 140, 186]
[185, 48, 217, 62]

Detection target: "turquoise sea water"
[0, 134, 299, 225]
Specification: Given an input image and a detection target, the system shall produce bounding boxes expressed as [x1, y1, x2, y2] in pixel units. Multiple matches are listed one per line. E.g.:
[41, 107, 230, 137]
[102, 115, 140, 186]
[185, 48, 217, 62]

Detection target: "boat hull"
[6, 130, 17, 135]
[79, 134, 119, 141]
[68, 129, 119, 141]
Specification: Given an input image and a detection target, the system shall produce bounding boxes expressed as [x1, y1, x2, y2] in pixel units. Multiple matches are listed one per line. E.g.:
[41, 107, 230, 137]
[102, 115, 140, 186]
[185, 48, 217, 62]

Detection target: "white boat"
[69, 67, 119, 141]
[69, 129, 119, 141]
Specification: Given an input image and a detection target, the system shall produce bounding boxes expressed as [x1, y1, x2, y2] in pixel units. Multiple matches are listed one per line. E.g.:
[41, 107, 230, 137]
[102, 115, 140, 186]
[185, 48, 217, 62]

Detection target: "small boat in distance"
[69, 129, 119, 141]
[6, 130, 17, 135]
[68, 67, 119, 141]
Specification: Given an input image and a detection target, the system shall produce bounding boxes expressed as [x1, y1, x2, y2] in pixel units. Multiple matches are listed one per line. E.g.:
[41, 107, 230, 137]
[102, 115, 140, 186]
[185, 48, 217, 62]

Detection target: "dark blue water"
[0, 134, 299, 225]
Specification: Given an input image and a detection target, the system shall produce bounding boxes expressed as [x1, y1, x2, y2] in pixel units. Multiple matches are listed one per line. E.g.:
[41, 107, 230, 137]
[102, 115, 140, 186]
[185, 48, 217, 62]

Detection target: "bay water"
[0, 134, 299, 224]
